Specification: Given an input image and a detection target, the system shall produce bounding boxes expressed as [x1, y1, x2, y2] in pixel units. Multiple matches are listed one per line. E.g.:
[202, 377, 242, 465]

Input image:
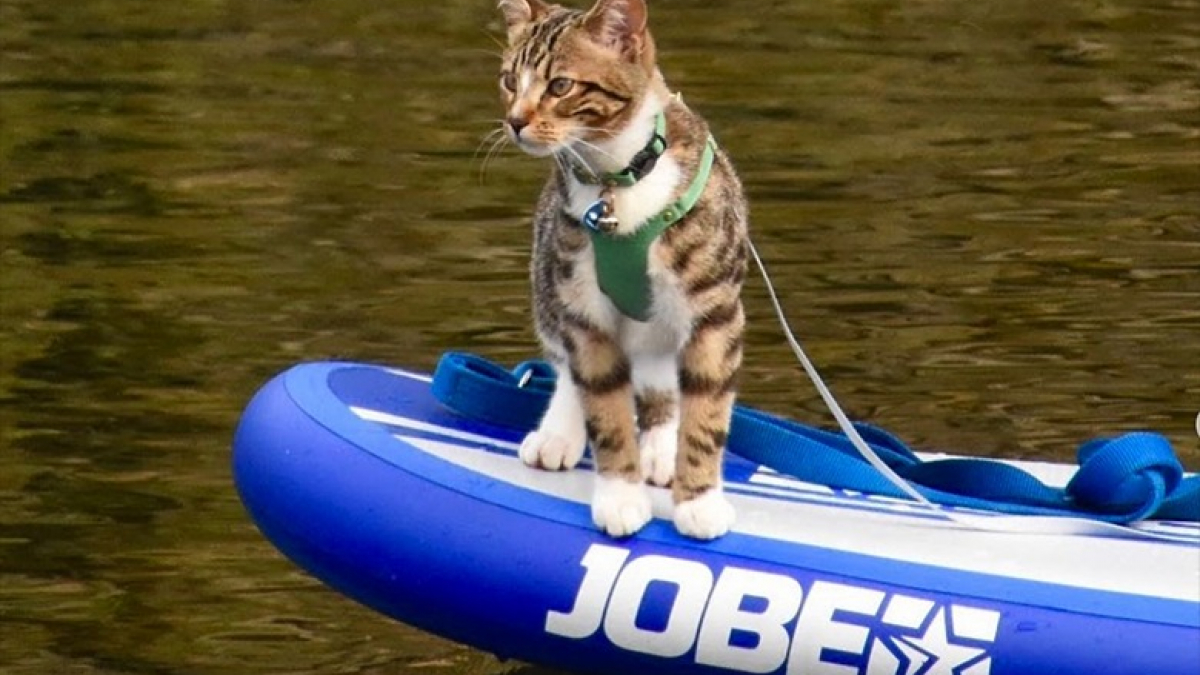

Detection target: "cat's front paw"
[592, 475, 653, 537]
[639, 424, 677, 487]
[674, 489, 735, 540]
[519, 429, 586, 471]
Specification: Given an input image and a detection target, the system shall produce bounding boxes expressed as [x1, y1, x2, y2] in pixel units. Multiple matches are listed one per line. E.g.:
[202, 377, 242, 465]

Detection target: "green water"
[1, 0, 1197, 673]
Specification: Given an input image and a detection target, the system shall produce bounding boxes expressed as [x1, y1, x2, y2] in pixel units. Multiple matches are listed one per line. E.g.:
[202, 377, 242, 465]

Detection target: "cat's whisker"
[557, 143, 597, 180]
[551, 152, 574, 178]
[465, 119, 512, 128]
[478, 133, 511, 185]
[570, 137, 613, 156]
[571, 138, 619, 167]
[467, 46, 507, 61]
[583, 127, 620, 139]
[480, 29, 508, 54]
[473, 127, 507, 161]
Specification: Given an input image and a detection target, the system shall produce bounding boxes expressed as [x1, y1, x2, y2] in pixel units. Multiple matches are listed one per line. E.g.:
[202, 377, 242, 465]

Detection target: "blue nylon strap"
[429, 353, 555, 431]
[430, 352, 1199, 524]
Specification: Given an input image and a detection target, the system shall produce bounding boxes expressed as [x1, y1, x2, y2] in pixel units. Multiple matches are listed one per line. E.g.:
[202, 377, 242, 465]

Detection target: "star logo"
[892, 609, 992, 675]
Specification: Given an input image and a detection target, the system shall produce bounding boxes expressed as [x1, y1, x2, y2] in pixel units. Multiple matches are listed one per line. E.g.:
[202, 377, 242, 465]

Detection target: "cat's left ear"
[498, 0, 551, 42]
[583, 0, 648, 59]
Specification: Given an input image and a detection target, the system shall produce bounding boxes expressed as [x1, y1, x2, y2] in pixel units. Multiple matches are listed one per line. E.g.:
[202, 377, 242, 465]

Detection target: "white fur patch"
[592, 474, 653, 537]
[562, 93, 681, 238]
[630, 351, 679, 391]
[643, 242, 697, 337]
[519, 68, 534, 97]
[674, 488, 735, 540]
[630, 351, 680, 487]
[520, 429, 585, 471]
[585, 93, 665, 171]
[564, 160, 681, 238]
[555, 239, 622, 332]
[519, 367, 587, 470]
[639, 422, 678, 487]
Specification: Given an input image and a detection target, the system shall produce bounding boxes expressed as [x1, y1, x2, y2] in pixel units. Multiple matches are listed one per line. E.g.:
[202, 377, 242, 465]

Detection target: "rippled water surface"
[1, 0, 1198, 673]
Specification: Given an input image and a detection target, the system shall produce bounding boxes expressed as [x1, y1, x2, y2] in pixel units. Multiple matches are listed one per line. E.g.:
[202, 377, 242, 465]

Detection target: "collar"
[587, 135, 717, 321]
[570, 112, 668, 188]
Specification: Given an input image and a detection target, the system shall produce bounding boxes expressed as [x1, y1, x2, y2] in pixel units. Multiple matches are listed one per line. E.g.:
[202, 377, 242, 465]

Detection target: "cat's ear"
[583, 0, 648, 58]
[498, 0, 550, 42]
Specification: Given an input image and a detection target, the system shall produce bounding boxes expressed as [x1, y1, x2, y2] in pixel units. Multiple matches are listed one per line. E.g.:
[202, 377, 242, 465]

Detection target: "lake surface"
[1, 0, 1197, 673]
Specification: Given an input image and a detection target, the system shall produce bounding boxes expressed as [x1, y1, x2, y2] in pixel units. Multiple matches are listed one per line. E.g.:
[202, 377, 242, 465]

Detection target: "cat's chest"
[555, 228, 694, 350]
[561, 158, 682, 236]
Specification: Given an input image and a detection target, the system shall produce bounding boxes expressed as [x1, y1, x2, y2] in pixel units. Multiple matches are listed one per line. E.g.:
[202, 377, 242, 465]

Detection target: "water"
[1, 0, 1197, 673]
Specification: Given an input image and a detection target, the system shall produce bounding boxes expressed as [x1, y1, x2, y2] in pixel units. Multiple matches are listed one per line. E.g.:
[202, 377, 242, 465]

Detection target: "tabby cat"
[497, 0, 749, 539]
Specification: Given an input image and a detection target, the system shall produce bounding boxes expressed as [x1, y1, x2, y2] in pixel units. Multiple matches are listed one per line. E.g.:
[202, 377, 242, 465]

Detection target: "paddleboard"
[232, 360, 1200, 675]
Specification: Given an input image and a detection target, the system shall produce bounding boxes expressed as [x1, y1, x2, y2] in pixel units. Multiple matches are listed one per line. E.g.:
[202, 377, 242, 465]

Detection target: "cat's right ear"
[583, 0, 648, 58]
[498, 0, 550, 42]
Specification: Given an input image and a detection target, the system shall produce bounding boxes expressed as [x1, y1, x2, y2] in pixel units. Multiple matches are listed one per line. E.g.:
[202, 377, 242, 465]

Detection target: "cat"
[496, 0, 749, 540]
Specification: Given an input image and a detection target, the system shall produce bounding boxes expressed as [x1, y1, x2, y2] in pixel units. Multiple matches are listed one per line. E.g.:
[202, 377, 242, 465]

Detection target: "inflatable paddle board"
[232, 360, 1200, 675]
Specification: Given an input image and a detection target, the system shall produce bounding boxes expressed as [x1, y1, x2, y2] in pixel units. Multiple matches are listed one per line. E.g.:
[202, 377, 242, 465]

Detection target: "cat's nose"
[507, 116, 529, 136]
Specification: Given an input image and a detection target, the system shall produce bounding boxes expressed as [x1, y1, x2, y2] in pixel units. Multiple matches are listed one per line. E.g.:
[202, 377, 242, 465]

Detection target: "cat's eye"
[546, 77, 575, 97]
[500, 71, 516, 92]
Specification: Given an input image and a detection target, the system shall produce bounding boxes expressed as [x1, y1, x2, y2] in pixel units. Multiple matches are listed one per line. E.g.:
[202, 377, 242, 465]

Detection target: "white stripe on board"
[385, 368, 433, 383]
[351, 406, 520, 451]
[356, 406, 1199, 542]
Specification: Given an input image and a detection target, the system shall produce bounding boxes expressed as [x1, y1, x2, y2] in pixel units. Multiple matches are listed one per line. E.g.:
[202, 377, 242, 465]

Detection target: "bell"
[582, 191, 619, 233]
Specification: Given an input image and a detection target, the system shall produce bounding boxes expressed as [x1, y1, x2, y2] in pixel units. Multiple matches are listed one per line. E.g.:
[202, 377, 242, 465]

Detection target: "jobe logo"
[547, 544, 1000, 675]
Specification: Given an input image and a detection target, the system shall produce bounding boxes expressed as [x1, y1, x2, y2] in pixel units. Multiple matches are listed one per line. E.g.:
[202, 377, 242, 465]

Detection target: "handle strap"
[431, 352, 1198, 524]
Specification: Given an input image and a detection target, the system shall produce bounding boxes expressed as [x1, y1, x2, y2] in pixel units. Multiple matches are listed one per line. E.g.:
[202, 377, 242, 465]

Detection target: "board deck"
[233, 361, 1200, 675]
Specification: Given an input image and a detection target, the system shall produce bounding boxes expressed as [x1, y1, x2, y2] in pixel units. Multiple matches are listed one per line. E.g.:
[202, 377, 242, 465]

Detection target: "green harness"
[573, 114, 717, 322]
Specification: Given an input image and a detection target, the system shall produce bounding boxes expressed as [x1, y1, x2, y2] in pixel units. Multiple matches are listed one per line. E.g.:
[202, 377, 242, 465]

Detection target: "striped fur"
[500, 0, 748, 540]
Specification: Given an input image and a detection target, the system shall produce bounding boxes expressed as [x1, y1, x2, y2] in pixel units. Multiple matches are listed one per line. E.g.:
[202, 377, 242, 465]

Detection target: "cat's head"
[497, 0, 658, 157]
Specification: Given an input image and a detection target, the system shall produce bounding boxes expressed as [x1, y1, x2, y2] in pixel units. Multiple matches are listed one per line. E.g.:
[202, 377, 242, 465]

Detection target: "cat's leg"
[632, 353, 679, 488]
[519, 360, 587, 471]
[672, 303, 743, 540]
[569, 329, 651, 537]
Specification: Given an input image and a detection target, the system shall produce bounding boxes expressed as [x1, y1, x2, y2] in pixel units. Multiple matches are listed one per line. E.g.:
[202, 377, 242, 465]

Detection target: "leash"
[431, 351, 1198, 528]
[742, 240, 1198, 537]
